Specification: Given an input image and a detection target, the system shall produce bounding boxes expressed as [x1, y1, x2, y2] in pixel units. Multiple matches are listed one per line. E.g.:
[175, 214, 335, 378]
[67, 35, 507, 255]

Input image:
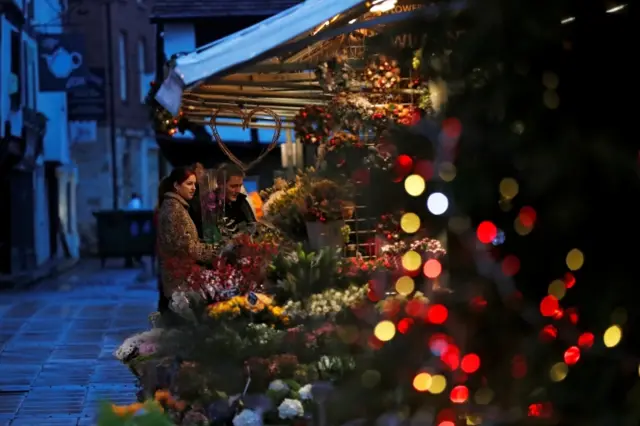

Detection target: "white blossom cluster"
[283, 284, 368, 317]
[278, 398, 304, 419]
[246, 323, 284, 346]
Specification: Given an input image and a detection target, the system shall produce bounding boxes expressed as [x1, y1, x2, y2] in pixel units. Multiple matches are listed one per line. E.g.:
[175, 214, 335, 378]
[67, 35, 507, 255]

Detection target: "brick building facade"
[67, 0, 161, 252]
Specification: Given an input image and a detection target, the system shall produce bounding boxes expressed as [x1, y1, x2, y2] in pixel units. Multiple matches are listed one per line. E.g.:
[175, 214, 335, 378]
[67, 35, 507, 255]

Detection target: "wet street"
[0, 261, 155, 425]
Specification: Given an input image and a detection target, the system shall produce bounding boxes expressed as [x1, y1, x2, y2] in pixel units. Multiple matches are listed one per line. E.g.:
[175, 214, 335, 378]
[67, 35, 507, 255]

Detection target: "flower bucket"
[306, 220, 344, 251]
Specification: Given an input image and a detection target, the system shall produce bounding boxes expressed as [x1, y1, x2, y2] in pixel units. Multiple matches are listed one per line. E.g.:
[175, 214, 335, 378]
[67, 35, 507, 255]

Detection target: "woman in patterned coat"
[157, 167, 218, 300]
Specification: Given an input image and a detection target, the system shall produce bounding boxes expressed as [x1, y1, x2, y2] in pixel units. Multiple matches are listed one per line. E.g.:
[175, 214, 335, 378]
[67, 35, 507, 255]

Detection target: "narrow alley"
[0, 262, 154, 425]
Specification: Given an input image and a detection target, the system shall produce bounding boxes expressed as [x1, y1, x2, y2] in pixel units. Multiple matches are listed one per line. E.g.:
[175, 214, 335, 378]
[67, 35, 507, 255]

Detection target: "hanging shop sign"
[37, 34, 89, 92]
[67, 68, 107, 123]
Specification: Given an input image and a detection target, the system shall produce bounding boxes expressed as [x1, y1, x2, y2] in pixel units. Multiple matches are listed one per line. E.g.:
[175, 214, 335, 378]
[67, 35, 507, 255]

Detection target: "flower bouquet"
[302, 179, 352, 251]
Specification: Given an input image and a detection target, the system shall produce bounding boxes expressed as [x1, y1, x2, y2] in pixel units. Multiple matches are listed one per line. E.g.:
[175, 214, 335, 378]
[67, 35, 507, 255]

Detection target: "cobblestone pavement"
[0, 261, 156, 425]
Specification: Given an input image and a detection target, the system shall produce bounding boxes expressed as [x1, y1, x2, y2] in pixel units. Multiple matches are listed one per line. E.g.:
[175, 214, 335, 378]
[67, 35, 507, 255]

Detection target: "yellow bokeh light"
[603, 325, 622, 348]
[395, 276, 415, 296]
[438, 162, 457, 182]
[542, 71, 559, 89]
[565, 248, 584, 271]
[466, 416, 482, 426]
[400, 212, 421, 234]
[611, 308, 628, 325]
[514, 217, 533, 236]
[474, 387, 494, 405]
[374, 320, 396, 342]
[404, 174, 426, 197]
[548, 279, 566, 300]
[401, 250, 422, 271]
[448, 216, 471, 234]
[412, 372, 432, 392]
[499, 178, 519, 200]
[550, 362, 569, 382]
[428, 374, 447, 394]
[499, 198, 513, 212]
[543, 90, 560, 109]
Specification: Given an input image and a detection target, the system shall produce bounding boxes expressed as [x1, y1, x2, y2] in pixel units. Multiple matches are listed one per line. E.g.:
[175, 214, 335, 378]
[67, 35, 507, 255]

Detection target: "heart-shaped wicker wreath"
[209, 107, 282, 172]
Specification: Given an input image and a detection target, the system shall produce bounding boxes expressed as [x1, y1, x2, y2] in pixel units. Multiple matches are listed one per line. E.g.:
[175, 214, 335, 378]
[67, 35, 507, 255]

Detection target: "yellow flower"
[271, 306, 284, 317]
[111, 404, 129, 416]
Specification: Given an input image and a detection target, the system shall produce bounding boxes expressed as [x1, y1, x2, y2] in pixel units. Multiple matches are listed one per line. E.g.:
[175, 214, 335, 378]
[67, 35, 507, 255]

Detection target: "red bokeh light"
[501, 254, 521, 276]
[566, 307, 579, 324]
[564, 272, 576, 289]
[460, 353, 481, 374]
[564, 346, 581, 365]
[426, 304, 449, 324]
[442, 117, 462, 139]
[578, 332, 595, 349]
[477, 221, 497, 244]
[450, 385, 469, 403]
[423, 259, 442, 278]
[539, 324, 558, 342]
[394, 154, 413, 177]
[540, 295, 560, 317]
[397, 317, 413, 334]
[518, 206, 537, 227]
[436, 408, 456, 424]
[413, 159, 434, 181]
[511, 355, 527, 378]
[441, 345, 460, 370]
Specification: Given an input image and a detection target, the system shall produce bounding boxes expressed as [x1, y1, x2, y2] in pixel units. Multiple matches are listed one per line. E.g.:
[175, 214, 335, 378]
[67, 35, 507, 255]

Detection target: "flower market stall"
[103, 1, 640, 425]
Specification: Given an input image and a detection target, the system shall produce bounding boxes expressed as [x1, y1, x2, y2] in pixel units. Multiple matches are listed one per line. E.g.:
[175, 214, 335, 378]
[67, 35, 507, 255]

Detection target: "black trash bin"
[93, 210, 156, 269]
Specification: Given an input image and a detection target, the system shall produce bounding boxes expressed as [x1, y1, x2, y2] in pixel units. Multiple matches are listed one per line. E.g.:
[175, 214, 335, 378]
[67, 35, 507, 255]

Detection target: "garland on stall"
[293, 105, 334, 145]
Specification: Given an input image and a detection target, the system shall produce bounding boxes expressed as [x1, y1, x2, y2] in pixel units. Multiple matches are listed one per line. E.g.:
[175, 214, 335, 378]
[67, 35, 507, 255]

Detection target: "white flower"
[114, 328, 163, 361]
[268, 379, 289, 393]
[277, 398, 304, 419]
[298, 384, 313, 401]
[233, 409, 263, 426]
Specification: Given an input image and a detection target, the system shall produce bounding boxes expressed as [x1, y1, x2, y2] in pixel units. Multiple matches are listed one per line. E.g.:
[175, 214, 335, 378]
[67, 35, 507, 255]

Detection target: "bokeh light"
[426, 304, 448, 324]
[611, 307, 628, 325]
[518, 206, 537, 227]
[400, 212, 421, 233]
[514, 217, 534, 236]
[577, 332, 594, 349]
[394, 154, 413, 177]
[423, 259, 442, 279]
[550, 362, 569, 382]
[450, 385, 469, 403]
[501, 255, 520, 276]
[564, 346, 580, 365]
[404, 174, 426, 196]
[374, 320, 396, 342]
[429, 374, 447, 394]
[603, 325, 622, 348]
[540, 295, 559, 317]
[395, 276, 415, 296]
[438, 162, 457, 182]
[460, 353, 481, 374]
[401, 250, 422, 271]
[427, 192, 449, 215]
[412, 372, 432, 392]
[499, 177, 519, 199]
[474, 387, 494, 405]
[548, 279, 566, 300]
[448, 216, 471, 234]
[477, 221, 497, 244]
[565, 248, 584, 271]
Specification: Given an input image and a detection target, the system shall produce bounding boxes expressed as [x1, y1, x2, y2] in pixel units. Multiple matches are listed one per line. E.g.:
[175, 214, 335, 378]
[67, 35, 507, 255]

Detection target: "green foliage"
[268, 245, 345, 303]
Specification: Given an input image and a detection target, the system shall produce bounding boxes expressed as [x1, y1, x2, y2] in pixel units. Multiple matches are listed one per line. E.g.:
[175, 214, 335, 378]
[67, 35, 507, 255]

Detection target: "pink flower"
[139, 342, 157, 355]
